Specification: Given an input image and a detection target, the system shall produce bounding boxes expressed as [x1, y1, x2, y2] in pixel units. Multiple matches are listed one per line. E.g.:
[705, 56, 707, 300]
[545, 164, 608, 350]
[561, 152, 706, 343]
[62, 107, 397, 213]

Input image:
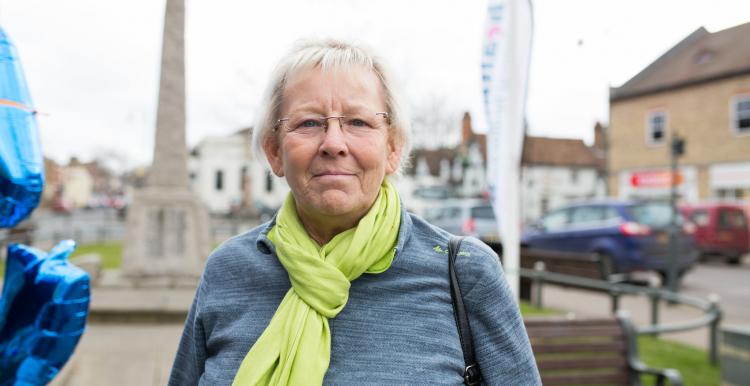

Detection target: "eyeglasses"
[275, 112, 390, 137]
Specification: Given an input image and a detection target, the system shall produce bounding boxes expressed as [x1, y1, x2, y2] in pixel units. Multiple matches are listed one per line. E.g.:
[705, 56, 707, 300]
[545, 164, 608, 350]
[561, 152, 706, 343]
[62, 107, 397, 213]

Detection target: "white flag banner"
[481, 0, 533, 298]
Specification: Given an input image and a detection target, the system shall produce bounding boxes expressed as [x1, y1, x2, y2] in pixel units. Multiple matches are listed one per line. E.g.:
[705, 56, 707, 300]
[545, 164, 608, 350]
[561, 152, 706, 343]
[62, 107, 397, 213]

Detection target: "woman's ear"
[385, 139, 402, 175]
[263, 134, 285, 177]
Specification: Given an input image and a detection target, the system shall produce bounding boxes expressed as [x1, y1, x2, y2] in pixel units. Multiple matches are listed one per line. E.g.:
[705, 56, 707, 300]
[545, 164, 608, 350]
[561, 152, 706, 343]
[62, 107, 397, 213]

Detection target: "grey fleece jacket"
[168, 208, 541, 385]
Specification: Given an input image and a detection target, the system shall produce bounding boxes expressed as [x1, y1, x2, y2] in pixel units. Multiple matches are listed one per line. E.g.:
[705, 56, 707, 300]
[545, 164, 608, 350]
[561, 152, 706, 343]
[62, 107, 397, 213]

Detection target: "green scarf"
[232, 180, 401, 386]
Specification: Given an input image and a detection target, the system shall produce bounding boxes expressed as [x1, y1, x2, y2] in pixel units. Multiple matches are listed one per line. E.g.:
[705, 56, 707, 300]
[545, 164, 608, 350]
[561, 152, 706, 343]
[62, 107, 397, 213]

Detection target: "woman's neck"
[294, 206, 368, 246]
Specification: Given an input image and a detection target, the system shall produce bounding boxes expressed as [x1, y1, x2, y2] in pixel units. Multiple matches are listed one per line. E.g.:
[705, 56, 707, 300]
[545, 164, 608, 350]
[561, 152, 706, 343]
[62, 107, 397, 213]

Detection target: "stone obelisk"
[122, 0, 210, 284]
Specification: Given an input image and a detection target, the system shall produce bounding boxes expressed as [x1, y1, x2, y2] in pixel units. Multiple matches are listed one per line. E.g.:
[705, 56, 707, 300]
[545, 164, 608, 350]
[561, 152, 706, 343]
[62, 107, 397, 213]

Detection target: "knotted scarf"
[232, 180, 401, 385]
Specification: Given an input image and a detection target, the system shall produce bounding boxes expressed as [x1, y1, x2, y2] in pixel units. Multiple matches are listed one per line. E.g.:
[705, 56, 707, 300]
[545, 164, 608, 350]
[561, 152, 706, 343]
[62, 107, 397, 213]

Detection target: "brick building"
[609, 21, 750, 202]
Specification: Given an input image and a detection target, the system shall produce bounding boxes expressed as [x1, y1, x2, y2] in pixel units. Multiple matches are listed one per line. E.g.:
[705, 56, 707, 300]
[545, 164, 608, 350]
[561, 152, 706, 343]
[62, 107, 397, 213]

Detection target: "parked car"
[413, 185, 454, 200]
[423, 199, 499, 241]
[680, 203, 749, 265]
[521, 200, 699, 283]
[405, 185, 455, 217]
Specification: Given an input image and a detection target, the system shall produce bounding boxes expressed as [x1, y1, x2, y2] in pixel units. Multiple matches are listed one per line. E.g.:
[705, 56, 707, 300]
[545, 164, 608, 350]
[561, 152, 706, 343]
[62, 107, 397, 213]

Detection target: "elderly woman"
[169, 40, 540, 385]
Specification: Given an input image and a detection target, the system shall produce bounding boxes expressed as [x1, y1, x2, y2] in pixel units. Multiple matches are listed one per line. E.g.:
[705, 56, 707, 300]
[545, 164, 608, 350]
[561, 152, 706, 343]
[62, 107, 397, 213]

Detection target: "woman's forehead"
[281, 66, 386, 112]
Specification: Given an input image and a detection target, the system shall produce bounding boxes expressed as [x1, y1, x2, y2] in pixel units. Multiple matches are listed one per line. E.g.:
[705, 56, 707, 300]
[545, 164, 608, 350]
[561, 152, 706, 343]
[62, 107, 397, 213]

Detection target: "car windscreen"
[628, 202, 682, 228]
[414, 187, 450, 199]
[689, 210, 710, 227]
[471, 206, 495, 219]
[718, 209, 748, 229]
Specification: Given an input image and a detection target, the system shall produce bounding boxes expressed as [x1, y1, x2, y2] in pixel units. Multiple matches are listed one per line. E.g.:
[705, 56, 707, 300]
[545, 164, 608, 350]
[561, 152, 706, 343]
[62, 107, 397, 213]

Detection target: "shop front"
[618, 167, 699, 202]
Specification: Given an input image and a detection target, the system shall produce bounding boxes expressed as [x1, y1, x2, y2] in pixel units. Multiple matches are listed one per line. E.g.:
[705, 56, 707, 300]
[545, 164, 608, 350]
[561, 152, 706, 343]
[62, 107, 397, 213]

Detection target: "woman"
[169, 40, 540, 385]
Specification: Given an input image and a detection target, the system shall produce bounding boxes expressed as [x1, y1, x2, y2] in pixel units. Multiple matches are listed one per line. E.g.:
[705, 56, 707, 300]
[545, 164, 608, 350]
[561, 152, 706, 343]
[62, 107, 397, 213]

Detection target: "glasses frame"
[274, 112, 391, 132]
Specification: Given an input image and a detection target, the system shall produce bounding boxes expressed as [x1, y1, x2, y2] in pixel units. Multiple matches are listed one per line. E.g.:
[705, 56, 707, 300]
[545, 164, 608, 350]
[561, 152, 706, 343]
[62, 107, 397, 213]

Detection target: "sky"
[2, 0, 750, 171]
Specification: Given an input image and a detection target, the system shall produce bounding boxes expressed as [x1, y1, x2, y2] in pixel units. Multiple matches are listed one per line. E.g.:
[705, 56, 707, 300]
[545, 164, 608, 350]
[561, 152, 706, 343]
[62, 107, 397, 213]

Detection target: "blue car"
[521, 200, 699, 280]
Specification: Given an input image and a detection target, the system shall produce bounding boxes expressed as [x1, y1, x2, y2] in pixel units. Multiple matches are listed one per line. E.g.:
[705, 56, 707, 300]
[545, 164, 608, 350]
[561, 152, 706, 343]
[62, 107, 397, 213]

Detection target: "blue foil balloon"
[0, 26, 44, 228]
[0, 240, 90, 385]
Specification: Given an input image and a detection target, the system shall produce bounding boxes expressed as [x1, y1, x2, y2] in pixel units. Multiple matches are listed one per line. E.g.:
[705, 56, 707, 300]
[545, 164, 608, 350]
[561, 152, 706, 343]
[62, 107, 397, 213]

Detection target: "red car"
[680, 203, 749, 265]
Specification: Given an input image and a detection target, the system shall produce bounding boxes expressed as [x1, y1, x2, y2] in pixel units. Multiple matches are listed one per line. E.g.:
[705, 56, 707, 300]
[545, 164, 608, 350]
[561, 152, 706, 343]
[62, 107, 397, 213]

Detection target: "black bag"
[448, 236, 483, 385]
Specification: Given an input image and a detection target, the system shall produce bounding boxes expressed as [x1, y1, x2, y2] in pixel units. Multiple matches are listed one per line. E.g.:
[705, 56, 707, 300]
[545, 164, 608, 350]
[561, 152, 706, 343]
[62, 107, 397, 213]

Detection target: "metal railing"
[521, 262, 722, 365]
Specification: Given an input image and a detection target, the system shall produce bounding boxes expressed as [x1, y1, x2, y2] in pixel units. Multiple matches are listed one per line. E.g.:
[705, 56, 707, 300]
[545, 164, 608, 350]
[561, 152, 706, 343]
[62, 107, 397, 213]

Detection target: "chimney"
[461, 111, 473, 146]
[594, 122, 606, 151]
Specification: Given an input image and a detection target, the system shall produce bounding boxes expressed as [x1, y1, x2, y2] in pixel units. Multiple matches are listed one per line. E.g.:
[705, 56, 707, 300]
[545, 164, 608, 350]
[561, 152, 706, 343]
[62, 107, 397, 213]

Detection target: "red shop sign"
[630, 170, 683, 188]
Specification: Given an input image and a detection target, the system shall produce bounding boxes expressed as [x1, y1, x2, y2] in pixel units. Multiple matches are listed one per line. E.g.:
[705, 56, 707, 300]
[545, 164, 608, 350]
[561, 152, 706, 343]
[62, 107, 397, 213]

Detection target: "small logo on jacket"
[433, 245, 470, 256]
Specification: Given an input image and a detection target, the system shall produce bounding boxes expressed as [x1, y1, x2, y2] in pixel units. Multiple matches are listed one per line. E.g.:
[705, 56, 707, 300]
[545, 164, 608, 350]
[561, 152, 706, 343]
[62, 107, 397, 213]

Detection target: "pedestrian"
[168, 39, 540, 385]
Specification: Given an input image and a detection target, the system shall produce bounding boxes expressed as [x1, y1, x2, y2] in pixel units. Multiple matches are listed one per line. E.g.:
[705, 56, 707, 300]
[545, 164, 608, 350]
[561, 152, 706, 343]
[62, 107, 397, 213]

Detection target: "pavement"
[50, 276, 196, 386]
[52, 323, 184, 386]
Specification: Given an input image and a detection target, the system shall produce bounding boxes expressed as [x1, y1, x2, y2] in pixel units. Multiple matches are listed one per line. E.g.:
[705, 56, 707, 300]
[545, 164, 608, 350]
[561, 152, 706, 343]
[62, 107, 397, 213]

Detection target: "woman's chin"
[301, 190, 370, 219]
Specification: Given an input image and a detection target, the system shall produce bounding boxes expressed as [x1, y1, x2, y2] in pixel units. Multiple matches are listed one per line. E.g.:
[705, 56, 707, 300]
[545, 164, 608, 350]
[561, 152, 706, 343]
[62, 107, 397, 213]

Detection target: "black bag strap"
[448, 236, 482, 386]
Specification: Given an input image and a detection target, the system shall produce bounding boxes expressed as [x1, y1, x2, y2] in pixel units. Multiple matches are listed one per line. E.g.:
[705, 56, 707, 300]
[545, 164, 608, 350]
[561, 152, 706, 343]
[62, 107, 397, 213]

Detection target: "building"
[401, 113, 489, 215]
[40, 157, 63, 208]
[41, 157, 125, 211]
[520, 132, 606, 223]
[188, 128, 288, 215]
[404, 112, 605, 222]
[609, 22, 750, 203]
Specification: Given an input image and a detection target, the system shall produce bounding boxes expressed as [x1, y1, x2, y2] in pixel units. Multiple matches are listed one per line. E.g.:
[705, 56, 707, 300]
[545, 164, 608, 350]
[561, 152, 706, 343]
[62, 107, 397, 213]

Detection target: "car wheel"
[727, 255, 742, 265]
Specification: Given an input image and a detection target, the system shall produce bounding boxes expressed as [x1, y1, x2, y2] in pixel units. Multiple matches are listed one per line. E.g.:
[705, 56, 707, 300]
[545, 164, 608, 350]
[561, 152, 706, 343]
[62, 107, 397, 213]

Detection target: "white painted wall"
[62, 165, 94, 208]
[189, 133, 288, 214]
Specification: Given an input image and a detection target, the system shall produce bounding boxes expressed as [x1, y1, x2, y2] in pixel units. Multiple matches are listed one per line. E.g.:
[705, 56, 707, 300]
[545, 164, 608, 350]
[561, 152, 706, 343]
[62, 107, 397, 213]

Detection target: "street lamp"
[667, 132, 685, 292]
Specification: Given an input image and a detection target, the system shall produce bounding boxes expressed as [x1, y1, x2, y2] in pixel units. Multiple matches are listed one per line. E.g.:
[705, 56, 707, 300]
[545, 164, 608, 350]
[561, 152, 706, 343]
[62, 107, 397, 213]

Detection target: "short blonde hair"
[251, 39, 412, 174]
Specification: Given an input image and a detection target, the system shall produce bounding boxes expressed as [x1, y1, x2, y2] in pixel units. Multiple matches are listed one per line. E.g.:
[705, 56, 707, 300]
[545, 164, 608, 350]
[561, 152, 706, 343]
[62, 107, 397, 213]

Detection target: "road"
[681, 256, 750, 327]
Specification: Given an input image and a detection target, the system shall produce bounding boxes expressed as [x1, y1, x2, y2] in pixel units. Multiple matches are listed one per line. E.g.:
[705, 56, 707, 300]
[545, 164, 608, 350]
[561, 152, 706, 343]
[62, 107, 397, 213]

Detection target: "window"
[570, 206, 604, 225]
[732, 96, 750, 134]
[718, 210, 748, 229]
[604, 207, 621, 221]
[265, 171, 274, 193]
[628, 202, 682, 228]
[715, 188, 746, 200]
[646, 111, 667, 144]
[541, 209, 569, 231]
[690, 210, 710, 227]
[215, 170, 223, 191]
[471, 206, 496, 219]
[425, 207, 460, 221]
[240, 166, 248, 193]
[540, 197, 549, 214]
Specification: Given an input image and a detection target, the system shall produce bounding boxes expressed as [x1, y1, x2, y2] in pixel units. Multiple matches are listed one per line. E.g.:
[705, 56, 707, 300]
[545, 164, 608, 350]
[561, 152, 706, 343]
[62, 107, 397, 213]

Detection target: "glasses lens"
[282, 112, 389, 135]
[284, 115, 325, 134]
[342, 114, 387, 132]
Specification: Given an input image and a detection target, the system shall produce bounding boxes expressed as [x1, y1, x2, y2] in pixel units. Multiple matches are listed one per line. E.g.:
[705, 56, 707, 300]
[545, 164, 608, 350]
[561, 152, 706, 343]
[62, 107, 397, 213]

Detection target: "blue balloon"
[0, 26, 44, 228]
[0, 240, 90, 386]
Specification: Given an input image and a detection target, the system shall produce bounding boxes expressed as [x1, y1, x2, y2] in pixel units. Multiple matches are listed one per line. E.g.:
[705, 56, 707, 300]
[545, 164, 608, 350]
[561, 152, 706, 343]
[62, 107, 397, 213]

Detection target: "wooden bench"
[521, 247, 613, 280]
[483, 242, 614, 280]
[483, 241, 618, 300]
[525, 313, 683, 386]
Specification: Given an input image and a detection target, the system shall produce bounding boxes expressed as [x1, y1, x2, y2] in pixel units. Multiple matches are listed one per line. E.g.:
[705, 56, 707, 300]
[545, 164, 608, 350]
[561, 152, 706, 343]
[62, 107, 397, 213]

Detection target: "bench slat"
[537, 356, 628, 371]
[526, 325, 625, 338]
[532, 341, 627, 354]
[542, 371, 629, 385]
[525, 318, 620, 328]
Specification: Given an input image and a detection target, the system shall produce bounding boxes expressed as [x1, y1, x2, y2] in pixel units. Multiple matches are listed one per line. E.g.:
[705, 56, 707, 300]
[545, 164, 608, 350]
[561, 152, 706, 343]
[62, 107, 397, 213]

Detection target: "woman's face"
[264, 66, 401, 223]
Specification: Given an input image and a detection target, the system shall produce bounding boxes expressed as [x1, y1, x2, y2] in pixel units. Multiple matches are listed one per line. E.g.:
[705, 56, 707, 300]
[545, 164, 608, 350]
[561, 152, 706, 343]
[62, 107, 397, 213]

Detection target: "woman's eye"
[300, 119, 321, 128]
[349, 119, 368, 127]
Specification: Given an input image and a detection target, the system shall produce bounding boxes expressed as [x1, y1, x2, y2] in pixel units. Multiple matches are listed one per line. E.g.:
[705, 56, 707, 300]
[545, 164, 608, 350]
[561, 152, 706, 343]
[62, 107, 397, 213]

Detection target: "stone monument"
[122, 0, 210, 283]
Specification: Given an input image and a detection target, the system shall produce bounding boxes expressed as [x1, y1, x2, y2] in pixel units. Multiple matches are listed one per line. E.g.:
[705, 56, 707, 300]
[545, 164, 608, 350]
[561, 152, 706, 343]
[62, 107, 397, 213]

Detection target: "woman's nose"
[319, 119, 348, 157]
